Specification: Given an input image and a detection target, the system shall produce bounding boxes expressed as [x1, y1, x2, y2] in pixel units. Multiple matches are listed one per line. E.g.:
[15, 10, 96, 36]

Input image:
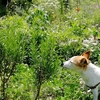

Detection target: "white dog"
[63, 51, 100, 100]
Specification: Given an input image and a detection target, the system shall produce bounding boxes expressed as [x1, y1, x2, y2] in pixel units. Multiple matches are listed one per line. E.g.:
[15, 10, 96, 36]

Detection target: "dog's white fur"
[63, 51, 100, 100]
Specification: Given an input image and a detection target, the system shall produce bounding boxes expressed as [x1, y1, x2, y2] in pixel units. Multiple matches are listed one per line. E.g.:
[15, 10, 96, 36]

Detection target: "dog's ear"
[81, 51, 91, 59]
[80, 58, 90, 67]
[80, 58, 88, 65]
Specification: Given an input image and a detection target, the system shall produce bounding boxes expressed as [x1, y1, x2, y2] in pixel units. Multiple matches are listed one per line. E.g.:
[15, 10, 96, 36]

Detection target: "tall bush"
[30, 32, 60, 100]
[0, 15, 28, 100]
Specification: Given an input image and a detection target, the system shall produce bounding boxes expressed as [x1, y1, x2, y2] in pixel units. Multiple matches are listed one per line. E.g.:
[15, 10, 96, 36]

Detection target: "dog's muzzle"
[60, 60, 64, 67]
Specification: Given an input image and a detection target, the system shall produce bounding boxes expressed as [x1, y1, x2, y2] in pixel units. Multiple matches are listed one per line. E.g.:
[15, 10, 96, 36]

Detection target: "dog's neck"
[78, 63, 100, 86]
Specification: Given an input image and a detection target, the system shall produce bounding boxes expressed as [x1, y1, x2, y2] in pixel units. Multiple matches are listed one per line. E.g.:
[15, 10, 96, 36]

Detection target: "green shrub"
[6, 64, 34, 100]
[30, 32, 60, 99]
[0, 15, 29, 99]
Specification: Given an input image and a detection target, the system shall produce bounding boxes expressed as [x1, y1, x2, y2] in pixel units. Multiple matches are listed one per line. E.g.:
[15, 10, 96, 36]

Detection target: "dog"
[63, 51, 100, 100]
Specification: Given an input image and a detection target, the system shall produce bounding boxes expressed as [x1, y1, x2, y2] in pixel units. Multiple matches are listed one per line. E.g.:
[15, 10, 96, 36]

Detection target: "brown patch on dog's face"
[72, 56, 90, 70]
[63, 51, 91, 71]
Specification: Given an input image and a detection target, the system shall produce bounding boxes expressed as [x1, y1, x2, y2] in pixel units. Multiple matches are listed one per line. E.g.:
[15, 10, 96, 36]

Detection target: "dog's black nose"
[60, 60, 64, 66]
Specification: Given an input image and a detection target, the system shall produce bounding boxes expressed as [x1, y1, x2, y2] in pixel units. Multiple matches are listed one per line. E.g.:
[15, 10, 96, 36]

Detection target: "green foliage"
[6, 64, 34, 100]
[0, 15, 28, 63]
[0, 15, 29, 99]
[33, 36, 59, 83]
[0, 0, 100, 100]
[26, 8, 51, 29]
[7, 0, 32, 15]
[29, 32, 60, 99]
[56, 38, 83, 61]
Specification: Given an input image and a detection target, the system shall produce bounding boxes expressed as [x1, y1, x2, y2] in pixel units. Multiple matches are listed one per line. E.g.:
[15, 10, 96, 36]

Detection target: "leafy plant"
[6, 64, 34, 100]
[0, 15, 28, 99]
[30, 33, 60, 100]
[26, 8, 51, 30]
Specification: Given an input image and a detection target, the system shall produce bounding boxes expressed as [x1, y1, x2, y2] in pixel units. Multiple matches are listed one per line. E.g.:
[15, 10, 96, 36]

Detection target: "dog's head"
[63, 51, 91, 71]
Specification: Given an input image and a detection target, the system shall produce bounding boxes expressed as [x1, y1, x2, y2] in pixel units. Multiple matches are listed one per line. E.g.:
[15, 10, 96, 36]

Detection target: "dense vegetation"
[0, 0, 100, 100]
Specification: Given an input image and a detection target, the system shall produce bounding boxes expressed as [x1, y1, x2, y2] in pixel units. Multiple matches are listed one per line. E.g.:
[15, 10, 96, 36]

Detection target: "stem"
[1, 77, 6, 100]
[1, 63, 16, 100]
[34, 69, 43, 100]
[34, 83, 41, 100]
[5, 62, 16, 83]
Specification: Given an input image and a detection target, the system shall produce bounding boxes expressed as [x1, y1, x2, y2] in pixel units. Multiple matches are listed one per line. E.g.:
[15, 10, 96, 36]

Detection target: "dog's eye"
[70, 61, 73, 63]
